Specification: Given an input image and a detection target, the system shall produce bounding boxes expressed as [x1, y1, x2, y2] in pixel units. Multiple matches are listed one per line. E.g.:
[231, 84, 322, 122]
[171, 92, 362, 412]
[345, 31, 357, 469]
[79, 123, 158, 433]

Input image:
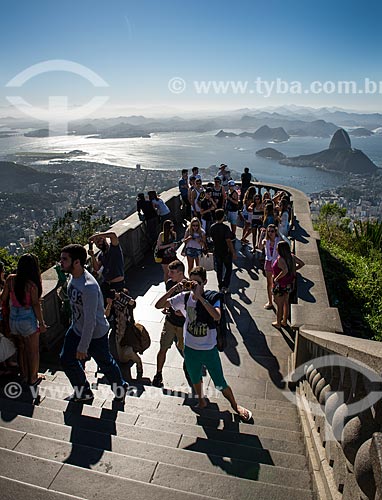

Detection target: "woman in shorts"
[1, 253, 47, 386]
[272, 241, 304, 328]
[183, 217, 207, 275]
[258, 224, 280, 309]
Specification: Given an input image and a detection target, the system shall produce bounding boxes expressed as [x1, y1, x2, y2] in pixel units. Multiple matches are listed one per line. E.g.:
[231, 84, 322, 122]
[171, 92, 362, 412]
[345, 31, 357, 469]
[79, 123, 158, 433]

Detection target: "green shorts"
[184, 345, 228, 391]
[160, 317, 184, 351]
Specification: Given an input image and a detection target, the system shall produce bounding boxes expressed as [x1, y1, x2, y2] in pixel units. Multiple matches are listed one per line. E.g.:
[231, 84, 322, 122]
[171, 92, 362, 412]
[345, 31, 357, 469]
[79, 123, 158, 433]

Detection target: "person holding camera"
[152, 260, 187, 388]
[155, 265, 252, 422]
[88, 231, 125, 302]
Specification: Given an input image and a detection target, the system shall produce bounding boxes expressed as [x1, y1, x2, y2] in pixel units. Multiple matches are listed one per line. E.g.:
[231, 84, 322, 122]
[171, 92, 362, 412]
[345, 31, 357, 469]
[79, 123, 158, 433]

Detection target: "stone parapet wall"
[294, 328, 382, 499]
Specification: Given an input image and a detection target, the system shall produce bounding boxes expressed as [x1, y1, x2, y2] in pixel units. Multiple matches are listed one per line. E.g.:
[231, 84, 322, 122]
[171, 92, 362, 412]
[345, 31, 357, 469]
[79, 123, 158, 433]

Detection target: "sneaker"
[152, 372, 163, 388]
[113, 383, 129, 403]
[66, 390, 94, 403]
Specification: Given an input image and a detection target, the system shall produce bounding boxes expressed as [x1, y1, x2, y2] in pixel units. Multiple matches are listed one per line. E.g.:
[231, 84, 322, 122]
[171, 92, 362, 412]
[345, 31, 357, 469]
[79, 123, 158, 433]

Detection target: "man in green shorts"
[155, 265, 252, 422]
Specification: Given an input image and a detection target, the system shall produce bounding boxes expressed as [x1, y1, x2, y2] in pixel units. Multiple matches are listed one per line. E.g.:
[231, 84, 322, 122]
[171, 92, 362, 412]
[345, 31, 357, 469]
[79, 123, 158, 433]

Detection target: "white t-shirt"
[169, 292, 220, 350]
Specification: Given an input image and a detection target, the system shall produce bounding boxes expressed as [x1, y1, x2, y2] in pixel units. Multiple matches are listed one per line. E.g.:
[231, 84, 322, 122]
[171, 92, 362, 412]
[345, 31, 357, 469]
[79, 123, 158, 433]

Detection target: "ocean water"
[1, 130, 381, 195]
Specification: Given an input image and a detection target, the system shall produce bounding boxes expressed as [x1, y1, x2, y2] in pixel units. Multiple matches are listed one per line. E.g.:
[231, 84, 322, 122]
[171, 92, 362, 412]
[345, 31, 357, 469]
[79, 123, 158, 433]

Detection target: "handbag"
[199, 253, 215, 271]
[154, 244, 164, 263]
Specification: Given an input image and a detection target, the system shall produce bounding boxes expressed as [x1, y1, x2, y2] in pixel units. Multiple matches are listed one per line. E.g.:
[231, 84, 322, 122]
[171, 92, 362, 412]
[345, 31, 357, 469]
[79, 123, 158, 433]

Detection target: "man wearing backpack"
[155, 265, 252, 422]
[210, 208, 237, 294]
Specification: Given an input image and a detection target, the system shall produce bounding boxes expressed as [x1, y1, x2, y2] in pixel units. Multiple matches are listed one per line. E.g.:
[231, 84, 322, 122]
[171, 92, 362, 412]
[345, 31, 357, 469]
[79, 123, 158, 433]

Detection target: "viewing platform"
[1, 182, 381, 500]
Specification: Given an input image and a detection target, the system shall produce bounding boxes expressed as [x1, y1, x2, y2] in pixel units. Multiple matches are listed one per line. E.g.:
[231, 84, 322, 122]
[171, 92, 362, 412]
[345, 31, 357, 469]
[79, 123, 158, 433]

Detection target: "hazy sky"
[1, 0, 382, 117]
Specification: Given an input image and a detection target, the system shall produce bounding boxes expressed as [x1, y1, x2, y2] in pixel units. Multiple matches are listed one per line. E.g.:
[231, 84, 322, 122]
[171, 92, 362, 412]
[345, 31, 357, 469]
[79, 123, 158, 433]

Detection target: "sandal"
[237, 406, 252, 423]
[264, 303, 273, 310]
[272, 322, 282, 329]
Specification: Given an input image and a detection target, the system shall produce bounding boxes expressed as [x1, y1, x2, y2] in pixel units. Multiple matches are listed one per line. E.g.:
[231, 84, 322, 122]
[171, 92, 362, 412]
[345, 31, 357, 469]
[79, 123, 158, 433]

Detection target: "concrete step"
[0, 427, 312, 490]
[1, 396, 304, 455]
[0, 407, 306, 471]
[0, 448, 215, 500]
[32, 378, 300, 430]
[0, 445, 314, 500]
[0, 475, 86, 500]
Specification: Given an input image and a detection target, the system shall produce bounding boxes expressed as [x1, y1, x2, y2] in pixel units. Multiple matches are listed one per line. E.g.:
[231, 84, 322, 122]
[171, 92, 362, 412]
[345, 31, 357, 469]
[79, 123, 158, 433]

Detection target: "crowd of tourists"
[0, 164, 304, 423]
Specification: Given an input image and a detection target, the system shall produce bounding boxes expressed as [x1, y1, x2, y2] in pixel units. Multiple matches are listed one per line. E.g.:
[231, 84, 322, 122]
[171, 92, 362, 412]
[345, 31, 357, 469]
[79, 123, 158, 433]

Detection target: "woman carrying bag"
[155, 220, 178, 282]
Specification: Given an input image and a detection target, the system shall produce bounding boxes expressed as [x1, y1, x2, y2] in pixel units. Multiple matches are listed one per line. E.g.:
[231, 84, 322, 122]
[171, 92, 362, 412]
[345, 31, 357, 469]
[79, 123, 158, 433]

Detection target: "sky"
[1, 0, 382, 118]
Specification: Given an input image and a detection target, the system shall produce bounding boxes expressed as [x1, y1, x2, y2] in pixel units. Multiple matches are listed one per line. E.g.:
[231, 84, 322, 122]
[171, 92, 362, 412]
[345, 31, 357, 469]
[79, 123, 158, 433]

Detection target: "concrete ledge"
[291, 305, 343, 334]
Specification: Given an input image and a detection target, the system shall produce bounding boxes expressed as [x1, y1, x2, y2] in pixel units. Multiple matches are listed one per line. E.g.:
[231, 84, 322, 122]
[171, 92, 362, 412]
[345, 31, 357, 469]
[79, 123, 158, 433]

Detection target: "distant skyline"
[2, 0, 382, 119]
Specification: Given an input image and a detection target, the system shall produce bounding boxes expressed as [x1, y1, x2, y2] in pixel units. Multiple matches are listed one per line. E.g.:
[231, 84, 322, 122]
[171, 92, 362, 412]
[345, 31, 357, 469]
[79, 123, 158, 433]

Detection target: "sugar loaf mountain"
[258, 129, 378, 174]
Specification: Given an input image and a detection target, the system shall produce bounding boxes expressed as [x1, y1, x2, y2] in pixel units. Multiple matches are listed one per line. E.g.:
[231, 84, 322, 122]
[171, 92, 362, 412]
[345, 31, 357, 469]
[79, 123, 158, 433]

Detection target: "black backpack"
[184, 290, 228, 352]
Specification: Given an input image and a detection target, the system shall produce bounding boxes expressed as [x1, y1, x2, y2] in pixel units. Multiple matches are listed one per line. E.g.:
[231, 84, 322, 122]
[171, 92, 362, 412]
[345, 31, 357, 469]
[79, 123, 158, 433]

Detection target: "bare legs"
[13, 331, 40, 384]
[272, 293, 289, 328]
[264, 271, 274, 308]
[193, 380, 251, 420]
[186, 256, 200, 275]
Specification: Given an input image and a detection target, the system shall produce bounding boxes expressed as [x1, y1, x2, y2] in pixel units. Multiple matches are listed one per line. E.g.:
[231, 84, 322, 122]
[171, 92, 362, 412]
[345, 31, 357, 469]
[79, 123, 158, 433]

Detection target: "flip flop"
[238, 407, 253, 423]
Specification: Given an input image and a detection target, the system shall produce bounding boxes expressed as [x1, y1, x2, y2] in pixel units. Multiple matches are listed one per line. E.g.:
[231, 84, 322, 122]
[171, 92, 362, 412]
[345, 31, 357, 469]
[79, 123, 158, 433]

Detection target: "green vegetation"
[31, 206, 112, 270]
[317, 203, 382, 341]
[0, 206, 111, 273]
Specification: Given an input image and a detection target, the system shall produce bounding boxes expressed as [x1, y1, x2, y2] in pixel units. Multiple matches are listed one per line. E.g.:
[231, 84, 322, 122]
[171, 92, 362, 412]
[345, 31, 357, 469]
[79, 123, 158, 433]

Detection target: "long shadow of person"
[225, 297, 285, 389]
[181, 400, 274, 480]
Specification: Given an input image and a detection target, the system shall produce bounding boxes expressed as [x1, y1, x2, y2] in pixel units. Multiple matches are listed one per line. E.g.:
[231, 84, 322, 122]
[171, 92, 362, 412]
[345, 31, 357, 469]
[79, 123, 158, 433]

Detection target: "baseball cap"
[228, 180, 236, 186]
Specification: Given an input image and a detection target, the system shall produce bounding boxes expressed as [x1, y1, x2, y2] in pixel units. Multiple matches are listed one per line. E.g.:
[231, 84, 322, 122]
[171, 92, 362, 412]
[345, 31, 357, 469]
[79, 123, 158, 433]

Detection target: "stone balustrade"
[294, 329, 382, 499]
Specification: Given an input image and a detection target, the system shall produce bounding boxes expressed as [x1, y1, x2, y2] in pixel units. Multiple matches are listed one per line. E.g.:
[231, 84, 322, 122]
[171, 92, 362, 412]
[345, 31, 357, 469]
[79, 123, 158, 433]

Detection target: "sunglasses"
[191, 224, 199, 227]
[268, 229, 276, 233]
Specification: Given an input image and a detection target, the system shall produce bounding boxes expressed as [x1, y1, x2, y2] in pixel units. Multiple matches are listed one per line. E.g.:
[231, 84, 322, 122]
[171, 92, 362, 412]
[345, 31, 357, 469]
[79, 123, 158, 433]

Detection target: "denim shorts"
[186, 247, 202, 258]
[226, 211, 238, 225]
[10, 306, 38, 337]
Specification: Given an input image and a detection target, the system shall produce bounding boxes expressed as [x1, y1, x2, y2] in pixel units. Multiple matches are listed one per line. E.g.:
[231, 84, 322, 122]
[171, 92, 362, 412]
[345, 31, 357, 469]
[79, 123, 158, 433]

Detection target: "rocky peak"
[329, 128, 352, 150]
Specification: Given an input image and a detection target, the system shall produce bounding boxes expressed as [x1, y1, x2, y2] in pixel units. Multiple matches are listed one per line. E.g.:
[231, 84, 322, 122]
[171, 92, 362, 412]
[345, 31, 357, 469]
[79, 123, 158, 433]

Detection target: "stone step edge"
[38, 377, 296, 409]
[0, 445, 314, 497]
[27, 378, 300, 428]
[1, 397, 304, 451]
[0, 474, 87, 500]
[0, 414, 307, 470]
[0, 448, 217, 500]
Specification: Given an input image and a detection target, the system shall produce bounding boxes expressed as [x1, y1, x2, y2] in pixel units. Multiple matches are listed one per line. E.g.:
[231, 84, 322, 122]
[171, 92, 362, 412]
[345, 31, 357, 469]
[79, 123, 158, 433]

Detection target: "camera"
[183, 281, 196, 291]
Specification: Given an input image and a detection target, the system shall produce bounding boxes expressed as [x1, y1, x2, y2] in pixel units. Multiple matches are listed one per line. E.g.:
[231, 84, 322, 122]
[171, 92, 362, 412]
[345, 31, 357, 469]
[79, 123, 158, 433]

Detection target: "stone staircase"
[0, 368, 314, 500]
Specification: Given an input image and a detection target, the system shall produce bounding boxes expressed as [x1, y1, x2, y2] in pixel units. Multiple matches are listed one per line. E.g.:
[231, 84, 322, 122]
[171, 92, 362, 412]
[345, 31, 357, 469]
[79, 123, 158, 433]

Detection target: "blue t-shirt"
[179, 178, 189, 198]
[99, 243, 124, 282]
[68, 269, 109, 352]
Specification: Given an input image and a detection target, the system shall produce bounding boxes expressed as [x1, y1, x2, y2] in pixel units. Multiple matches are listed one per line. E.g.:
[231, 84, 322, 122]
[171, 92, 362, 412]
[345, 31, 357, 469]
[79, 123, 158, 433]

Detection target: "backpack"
[184, 290, 228, 352]
[114, 299, 151, 356]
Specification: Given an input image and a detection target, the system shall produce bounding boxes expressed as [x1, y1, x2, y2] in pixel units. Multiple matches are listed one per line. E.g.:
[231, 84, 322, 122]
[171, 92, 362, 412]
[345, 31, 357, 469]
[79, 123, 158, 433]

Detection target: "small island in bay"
[216, 125, 289, 142]
[256, 147, 286, 160]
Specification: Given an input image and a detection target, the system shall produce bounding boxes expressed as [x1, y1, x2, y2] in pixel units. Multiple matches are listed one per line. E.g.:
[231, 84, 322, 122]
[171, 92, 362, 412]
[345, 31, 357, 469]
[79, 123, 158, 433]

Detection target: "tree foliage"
[31, 206, 112, 270]
[317, 203, 382, 341]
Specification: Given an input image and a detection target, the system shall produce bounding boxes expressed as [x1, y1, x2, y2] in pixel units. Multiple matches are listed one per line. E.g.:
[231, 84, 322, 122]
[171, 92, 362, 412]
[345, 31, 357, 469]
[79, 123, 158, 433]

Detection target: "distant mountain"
[347, 127, 374, 137]
[216, 126, 289, 142]
[252, 125, 289, 142]
[216, 130, 237, 138]
[0, 161, 73, 192]
[24, 129, 51, 137]
[256, 148, 286, 160]
[280, 128, 378, 174]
